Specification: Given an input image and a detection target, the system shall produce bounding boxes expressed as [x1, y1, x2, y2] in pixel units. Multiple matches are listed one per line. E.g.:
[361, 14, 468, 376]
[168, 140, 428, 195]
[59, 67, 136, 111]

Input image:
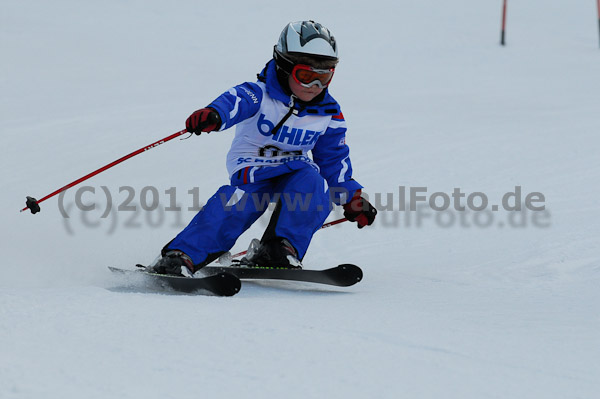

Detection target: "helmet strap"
[273, 46, 296, 74]
[275, 65, 293, 96]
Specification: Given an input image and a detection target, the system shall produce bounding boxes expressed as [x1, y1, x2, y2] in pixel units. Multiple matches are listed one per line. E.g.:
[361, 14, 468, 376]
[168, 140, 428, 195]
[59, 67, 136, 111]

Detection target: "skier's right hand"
[186, 108, 221, 135]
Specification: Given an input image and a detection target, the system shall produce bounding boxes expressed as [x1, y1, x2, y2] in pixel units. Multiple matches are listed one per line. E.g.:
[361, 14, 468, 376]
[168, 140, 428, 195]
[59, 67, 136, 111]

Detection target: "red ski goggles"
[291, 64, 335, 89]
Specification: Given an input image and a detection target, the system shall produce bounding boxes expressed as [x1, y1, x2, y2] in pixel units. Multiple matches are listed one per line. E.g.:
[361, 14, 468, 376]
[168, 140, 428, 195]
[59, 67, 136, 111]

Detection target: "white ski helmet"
[273, 20, 338, 73]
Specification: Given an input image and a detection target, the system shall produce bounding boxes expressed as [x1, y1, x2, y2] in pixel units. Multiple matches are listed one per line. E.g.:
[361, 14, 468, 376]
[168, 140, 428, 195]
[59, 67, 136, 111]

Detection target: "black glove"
[343, 191, 377, 229]
[186, 108, 221, 134]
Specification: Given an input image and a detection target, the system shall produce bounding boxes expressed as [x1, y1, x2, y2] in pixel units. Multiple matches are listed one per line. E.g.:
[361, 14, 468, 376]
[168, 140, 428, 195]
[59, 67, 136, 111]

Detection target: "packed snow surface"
[1, 1, 599, 398]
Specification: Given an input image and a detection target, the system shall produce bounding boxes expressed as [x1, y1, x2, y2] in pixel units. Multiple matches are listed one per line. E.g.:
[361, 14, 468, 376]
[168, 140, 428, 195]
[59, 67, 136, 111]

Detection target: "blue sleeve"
[207, 82, 263, 130]
[311, 113, 363, 205]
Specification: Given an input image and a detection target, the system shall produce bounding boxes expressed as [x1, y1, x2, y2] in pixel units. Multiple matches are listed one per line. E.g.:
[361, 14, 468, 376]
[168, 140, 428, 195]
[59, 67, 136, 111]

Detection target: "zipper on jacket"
[271, 95, 301, 135]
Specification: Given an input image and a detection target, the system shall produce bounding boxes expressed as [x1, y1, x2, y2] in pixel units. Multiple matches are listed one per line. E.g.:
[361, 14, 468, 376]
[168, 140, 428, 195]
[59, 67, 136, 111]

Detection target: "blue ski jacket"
[207, 59, 362, 205]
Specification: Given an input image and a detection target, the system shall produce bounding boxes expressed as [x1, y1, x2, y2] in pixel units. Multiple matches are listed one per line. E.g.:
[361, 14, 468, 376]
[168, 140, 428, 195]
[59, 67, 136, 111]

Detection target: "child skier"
[152, 20, 377, 276]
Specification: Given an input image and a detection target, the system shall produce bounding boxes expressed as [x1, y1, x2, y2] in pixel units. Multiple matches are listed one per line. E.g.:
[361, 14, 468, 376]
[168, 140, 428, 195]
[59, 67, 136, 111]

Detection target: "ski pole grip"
[25, 196, 41, 214]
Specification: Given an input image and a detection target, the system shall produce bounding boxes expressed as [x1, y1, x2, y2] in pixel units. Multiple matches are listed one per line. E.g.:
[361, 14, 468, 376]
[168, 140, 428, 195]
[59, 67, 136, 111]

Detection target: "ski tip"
[338, 264, 363, 285]
[214, 272, 242, 296]
[108, 266, 128, 273]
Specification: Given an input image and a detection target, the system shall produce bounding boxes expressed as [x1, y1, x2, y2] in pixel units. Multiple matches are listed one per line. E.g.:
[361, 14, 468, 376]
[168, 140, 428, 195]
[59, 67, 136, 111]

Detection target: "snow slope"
[1, 1, 599, 398]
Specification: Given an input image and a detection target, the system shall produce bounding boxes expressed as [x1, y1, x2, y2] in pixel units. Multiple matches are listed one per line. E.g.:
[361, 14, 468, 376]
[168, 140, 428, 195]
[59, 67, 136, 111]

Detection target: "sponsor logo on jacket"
[257, 114, 322, 145]
[241, 87, 259, 104]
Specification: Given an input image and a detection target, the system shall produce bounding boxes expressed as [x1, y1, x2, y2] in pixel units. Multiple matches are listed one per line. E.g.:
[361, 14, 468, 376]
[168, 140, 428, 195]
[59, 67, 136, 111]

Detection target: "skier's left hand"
[343, 191, 377, 229]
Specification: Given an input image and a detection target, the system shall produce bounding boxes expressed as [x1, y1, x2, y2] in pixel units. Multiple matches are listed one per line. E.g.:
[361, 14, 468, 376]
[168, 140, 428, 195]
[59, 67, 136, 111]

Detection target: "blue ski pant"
[166, 162, 331, 266]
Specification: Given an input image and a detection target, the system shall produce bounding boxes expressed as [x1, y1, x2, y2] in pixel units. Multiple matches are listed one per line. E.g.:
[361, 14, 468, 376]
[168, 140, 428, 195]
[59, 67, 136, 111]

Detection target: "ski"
[201, 263, 362, 287]
[108, 266, 241, 297]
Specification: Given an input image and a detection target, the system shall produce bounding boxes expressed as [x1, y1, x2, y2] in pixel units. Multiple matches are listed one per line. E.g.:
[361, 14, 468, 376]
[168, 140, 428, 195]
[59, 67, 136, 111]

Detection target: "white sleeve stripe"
[228, 88, 241, 120]
[328, 119, 347, 129]
[338, 156, 349, 183]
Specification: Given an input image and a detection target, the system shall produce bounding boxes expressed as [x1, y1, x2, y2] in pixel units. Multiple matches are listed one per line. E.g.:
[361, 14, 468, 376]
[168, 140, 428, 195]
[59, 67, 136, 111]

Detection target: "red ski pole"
[21, 128, 189, 214]
[229, 217, 349, 260]
[500, 0, 508, 46]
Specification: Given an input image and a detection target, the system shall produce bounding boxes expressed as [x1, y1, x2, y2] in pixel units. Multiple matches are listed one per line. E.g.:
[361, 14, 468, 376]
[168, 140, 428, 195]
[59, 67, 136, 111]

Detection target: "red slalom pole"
[597, 0, 600, 48]
[500, 0, 508, 46]
[229, 217, 349, 260]
[21, 128, 189, 214]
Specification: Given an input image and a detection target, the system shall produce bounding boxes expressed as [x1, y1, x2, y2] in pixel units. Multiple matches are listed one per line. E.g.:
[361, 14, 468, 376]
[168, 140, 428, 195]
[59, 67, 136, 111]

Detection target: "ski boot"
[241, 238, 302, 269]
[150, 250, 196, 277]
